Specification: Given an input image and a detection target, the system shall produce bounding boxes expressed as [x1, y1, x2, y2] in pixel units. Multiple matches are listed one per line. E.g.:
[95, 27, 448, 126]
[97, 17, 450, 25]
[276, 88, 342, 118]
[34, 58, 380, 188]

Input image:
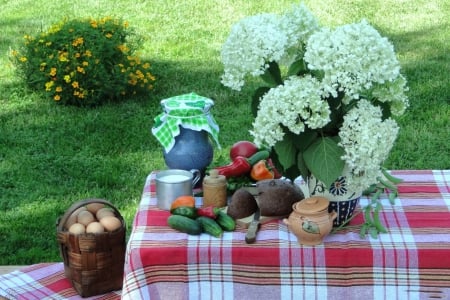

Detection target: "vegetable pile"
[167, 196, 236, 237]
[214, 141, 282, 191]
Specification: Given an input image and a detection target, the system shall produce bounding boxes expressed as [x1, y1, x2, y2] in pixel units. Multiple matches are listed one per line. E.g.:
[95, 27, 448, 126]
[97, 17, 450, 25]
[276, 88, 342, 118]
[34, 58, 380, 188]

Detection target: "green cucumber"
[171, 206, 197, 219]
[196, 216, 223, 238]
[247, 150, 270, 165]
[167, 215, 202, 235]
[215, 210, 236, 231]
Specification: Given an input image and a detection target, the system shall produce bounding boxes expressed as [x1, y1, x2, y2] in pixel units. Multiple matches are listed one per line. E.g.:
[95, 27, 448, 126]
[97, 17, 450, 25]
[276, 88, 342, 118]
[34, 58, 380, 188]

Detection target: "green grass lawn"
[0, 0, 449, 264]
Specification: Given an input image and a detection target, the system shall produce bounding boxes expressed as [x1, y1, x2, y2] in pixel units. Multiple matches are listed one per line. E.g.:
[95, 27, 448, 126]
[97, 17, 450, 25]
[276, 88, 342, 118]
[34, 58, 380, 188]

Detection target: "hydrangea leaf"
[296, 151, 310, 180]
[251, 86, 270, 118]
[303, 137, 345, 187]
[260, 61, 283, 86]
[287, 58, 307, 77]
[293, 129, 318, 151]
[274, 138, 297, 170]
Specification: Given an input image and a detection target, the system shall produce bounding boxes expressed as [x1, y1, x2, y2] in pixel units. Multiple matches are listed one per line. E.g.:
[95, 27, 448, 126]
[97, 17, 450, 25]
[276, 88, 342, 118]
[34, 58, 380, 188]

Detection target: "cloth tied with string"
[152, 93, 220, 153]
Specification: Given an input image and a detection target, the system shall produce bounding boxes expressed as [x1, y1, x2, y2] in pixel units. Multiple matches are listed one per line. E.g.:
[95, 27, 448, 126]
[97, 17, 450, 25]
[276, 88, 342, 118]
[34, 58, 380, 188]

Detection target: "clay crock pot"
[283, 196, 337, 246]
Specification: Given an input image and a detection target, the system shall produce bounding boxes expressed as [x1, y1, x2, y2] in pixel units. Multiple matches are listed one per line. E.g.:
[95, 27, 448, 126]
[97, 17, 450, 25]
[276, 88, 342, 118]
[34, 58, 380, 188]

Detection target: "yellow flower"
[72, 37, 84, 47]
[82, 61, 89, 66]
[64, 75, 71, 83]
[54, 94, 61, 101]
[143, 62, 150, 69]
[105, 33, 113, 38]
[72, 81, 79, 89]
[84, 50, 92, 57]
[45, 81, 54, 91]
[49, 68, 57, 76]
[117, 44, 129, 53]
[135, 70, 144, 79]
[56, 86, 63, 92]
[77, 66, 85, 74]
[146, 73, 156, 81]
[59, 52, 68, 62]
[19, 56, 27, 62]
[74, 52, 81, 58]
[123, 21, 129, 28]
[90, 19, 98, 28]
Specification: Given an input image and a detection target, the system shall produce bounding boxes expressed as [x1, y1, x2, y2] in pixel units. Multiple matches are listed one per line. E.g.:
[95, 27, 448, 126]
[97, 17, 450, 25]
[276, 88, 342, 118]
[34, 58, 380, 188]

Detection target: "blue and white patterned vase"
[307, 174, 362, 227]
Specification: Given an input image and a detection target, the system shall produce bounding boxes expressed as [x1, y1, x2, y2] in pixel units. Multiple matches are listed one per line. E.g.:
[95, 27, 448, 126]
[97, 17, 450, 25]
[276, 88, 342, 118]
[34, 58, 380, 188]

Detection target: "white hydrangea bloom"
[220, 13, 287, 91]
[338, 99, 399, 191]
[304, 20, 401, 102]
[250, 75, 330, 147]
[371, 74, 409, 116]
[278, 4, 320, 65]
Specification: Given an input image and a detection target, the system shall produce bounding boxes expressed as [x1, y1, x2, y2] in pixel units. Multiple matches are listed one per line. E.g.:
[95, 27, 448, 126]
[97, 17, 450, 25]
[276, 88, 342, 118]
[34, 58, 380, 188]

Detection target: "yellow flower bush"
[11, 17, 155, 106]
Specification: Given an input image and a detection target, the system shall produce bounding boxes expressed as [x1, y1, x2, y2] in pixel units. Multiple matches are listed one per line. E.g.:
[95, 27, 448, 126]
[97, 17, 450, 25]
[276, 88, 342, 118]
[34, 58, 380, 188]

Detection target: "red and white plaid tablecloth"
[122, 170, 450, 300]
[0, 263, 121, 299]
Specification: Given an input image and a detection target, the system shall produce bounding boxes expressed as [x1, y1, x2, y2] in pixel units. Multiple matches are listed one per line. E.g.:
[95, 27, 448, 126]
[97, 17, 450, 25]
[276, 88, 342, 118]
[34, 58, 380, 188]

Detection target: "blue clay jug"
[163, 127, 213, 173]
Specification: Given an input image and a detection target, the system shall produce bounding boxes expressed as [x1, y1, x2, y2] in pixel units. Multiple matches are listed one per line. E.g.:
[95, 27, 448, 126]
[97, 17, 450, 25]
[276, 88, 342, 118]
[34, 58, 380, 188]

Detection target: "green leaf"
[251, 86, 270, 118]
[287, 58, 306, 77]
[292, 129, 318, 152]
[274, 138, 297, 170]
[303, 137, 345, 187]
[260, 61, 282, 86]
[296, 151, 310, 180]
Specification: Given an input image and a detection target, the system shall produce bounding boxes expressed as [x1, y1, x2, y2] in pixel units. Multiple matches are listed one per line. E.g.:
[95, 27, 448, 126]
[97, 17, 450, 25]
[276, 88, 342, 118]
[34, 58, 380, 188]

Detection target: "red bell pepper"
[215, 150, 270, 178]
[215, 156, 251, 178]
[197, 206, 219, 219]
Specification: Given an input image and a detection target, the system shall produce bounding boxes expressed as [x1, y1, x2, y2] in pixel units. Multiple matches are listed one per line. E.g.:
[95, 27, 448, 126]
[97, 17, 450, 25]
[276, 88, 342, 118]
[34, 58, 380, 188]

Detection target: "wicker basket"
[56, 198, 126, 297]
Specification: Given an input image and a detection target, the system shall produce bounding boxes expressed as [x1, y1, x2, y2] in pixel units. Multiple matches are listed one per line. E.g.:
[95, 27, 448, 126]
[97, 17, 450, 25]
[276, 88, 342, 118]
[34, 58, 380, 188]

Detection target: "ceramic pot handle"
[329, 211, 338, 221]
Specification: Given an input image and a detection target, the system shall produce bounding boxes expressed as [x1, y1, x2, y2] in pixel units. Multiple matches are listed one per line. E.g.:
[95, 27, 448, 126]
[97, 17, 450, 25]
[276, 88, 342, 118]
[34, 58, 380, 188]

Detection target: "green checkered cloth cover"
[152, 93, 220, 152]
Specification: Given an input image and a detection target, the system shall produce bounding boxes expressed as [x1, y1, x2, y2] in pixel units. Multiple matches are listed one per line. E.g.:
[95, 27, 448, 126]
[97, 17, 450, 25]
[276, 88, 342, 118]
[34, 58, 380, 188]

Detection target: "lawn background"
[0, 0, 449, 264]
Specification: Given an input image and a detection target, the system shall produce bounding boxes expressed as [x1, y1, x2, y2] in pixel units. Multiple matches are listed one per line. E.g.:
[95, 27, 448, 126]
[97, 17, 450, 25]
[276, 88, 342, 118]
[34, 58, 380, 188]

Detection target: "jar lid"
[294, 196, 329, 214]
[160, 92, 214, 114]
[203, 169, 226, 185]
[151, 93, 221, 152]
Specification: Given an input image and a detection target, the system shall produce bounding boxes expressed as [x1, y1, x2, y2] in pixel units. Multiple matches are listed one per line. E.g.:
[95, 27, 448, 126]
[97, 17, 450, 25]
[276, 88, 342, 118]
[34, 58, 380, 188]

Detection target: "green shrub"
[11, 17, 155, 106]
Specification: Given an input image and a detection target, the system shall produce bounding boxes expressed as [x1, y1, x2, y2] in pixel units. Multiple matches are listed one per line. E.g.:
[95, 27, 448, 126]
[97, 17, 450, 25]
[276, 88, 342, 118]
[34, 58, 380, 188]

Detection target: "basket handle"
[56, 198, 122, 232]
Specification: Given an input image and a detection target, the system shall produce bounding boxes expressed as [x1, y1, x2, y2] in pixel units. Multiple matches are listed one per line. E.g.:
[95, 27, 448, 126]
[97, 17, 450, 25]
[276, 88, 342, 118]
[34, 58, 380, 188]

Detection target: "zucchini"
[215, 210, 236, 231]
[171, 206, 197, 219]
[196, 216, 223, 238]
[167, 215, 202, 235]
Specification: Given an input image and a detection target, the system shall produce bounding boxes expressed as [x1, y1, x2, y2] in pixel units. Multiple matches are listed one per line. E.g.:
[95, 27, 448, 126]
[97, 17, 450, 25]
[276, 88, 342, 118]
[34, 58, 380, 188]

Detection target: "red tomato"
[230, 141, 259, 160]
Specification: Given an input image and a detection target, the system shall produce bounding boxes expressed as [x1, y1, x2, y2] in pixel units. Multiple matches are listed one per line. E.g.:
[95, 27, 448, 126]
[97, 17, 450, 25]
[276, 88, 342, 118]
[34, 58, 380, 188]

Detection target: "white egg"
[96, 208, 115, 220]
[100, 216, 122, 232]
[86, 222, 105, 234]
[86, 203, 105, 214]
[77, 210, 95, 226]
[69, 223, 86, 235]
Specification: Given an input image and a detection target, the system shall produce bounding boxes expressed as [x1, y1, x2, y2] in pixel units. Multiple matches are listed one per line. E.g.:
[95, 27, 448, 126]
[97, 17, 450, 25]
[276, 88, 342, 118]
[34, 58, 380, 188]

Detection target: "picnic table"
[0, 170, 449, 299]
[121, 170, 450, 300]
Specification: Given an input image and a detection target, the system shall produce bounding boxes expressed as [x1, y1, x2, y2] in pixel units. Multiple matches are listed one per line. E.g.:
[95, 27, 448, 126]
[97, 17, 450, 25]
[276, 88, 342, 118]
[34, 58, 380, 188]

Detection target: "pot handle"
[190, 169, 201, 186]
[329, 211, 338, 221]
